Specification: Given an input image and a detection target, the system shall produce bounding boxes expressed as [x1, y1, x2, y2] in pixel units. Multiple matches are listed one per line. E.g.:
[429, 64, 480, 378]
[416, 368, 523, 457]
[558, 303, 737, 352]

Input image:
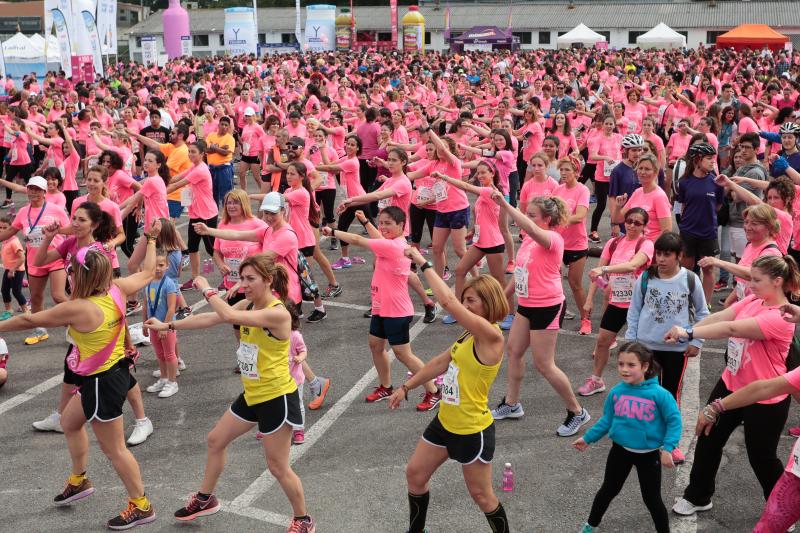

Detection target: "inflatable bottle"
[402, 6, 425, 53]
[163, 0, 191, 59]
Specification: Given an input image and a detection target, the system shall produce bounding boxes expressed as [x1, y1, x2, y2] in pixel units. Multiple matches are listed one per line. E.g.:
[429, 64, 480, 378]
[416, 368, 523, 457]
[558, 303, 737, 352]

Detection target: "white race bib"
[735, 281, 747, 301]
[433, 181, 448, 202]
[377, 197, 391, 210]
[225, 257, 242, 281]
[473, 224, 481, 243]
[628, 120, 636, 133]
[319, 171, 329, 188]
[514, 266, 529, 298]
[27, 226, 44, 248]
[236, 341, 259, 379]
[441, 362, 461, 405]
[9, 148, 17, 162]
[610, 274, 635, 304]
[242, 142, 251, 155]
[180, 186, 193, 207]
[604, 160, 620, 177]
[726, 337, 745, 375]
[416, 186, 433, 204]
[791, 438, 800, 478]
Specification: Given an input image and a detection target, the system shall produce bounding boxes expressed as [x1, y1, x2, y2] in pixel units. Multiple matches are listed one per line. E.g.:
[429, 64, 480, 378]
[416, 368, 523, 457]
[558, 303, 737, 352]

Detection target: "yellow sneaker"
[24, 328, 49, 345]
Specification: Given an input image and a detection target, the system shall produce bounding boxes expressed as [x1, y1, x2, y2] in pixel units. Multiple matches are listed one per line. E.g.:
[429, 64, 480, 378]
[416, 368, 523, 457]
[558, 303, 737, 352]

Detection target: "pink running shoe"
[292, 429, 305, 445]
[331, 258, 352, 270]
[788, 425, 800, 437]
[577, 376, 606, 396]
[350, 256, 367, 265]
[671, 448, 686, 465]
[579, 318, 592, 335]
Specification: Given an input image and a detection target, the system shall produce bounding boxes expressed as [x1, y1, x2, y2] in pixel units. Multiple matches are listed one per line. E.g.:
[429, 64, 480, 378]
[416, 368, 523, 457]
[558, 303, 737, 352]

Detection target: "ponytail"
[751, 254, 800, 299]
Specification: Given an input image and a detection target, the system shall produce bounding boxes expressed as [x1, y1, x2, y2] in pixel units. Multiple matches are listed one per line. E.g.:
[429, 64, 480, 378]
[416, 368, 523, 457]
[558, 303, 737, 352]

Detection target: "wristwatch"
[685, 327, 694, 341]
[420, 261, 433, 272]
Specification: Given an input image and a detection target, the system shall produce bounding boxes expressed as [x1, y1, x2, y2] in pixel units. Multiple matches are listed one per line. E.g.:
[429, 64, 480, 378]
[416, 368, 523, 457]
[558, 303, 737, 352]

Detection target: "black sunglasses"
[625, 219, 645, 227]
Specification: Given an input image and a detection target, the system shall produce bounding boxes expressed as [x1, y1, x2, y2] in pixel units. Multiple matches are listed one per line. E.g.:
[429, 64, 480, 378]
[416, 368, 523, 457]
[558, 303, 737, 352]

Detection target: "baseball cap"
[287, 136, 306, 148]
[259, 192, 286, 213]
[27, 176, 47, 190]
[244, 108, 256, 116]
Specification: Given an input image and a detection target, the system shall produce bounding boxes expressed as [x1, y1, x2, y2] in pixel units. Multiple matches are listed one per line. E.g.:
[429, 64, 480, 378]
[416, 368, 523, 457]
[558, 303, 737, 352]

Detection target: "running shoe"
[713, 281, 728, 292]
[107, 501, 156, 530]
[363, 309, 372, 318]
[0, 310, 12, 321]
[126, 418, 153, 446]
[788, 425, 800, 437]
[588, 233, 601, 244]
[146, 379, 168, 393]
[577, 376, 606, 397]
[33, 411, 63, 432]
[308, 378, 331, 410]
[287, 516, 316, 533]
[579, 319, 592, 335]
[322, 284, 342, 298]
[579, 524, 596, 533]
[0, 199, 13, 209]
[24, 327, 49, 345]
[351, 256, 367, 265]
[425, 288, 433, 297]
[589, 195, 597, 205]
[174, 493, 221, 521]
[126, 301, 142, 316]
[180, 279, 195, 291]
[442, 314, 457, 325]
[563, 309, 576, 320]
[505, 261, 514, 274]
[365, 385, 393, 403]
[416, 390, 442, 411]
[671, 448, 686, 465]
[556, 408, 591, 437]
[717, 297, 727, 306]
[292, 429, 305, 445]
[331, 258, 352, 270]
[152, 369, 181, 378]
[158, 381, 179, 398]
[181, 254, 191, 269]
[175, 307, 192, 320]
[423, 303, 437, 323]
[54, 477, 95, 506]
[329, 237, 339, 250]
[609, 340, 618, 351]
[499, 314, 514, 330]
[672, 498, 713, 516]
[0, 353, 7, 369]
[442, 266, 452, 281]
[491, 398, 524, 420]
[306, 309, 327, 323]
[178, 357, 187, 371]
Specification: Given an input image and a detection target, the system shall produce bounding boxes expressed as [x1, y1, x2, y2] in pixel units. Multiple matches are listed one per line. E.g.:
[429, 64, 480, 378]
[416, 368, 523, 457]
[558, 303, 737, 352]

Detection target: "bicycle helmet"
[779, 122, 800, 135]
[621, 134, 644, 149]
[686, 142, 717, 157]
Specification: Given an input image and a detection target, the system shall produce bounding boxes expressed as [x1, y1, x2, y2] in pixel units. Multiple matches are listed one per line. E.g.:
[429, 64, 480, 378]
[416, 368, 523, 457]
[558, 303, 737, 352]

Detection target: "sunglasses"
[287, 144, 301, 150]
[625, 219, 645, 227]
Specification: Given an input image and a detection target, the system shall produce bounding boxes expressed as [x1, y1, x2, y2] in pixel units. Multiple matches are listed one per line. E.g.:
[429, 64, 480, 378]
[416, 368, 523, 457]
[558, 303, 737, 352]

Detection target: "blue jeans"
[209, 163, 234, 206]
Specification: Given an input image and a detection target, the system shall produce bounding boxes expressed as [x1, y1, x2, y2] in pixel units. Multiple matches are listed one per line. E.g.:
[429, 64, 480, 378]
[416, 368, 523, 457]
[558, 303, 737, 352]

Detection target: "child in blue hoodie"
[573, 342, 682, 533]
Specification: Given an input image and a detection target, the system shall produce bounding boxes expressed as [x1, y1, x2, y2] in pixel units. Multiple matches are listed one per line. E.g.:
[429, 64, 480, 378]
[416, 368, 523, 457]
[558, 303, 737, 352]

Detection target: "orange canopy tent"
[716, 24, 789, 51]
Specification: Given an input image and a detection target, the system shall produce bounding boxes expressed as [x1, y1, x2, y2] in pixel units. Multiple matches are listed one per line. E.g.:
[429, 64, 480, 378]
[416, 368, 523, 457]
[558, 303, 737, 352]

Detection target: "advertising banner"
[140, 35, 158, 66]
[81, 10, 104, 76]
[304, 4, 335, 53]
[180, 35, 192, 56]
[224, 7, 257, 56]
[390, 0, 397, 48]
[51, 8, 73, 77]
[96, 0, 117, 54]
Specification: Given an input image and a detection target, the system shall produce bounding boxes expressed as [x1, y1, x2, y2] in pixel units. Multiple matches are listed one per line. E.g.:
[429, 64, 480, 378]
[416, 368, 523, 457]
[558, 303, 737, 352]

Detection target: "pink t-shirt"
[1, 236, 23, 271]
[284, 186, 316, 248]
[111, 146, 135, 175]
[519, 176, 559, 211]
[514, 230, 564, 307]
[368, 237, 414, 318]
[554, 182, 590, 251]
[521, 122, 544, 161]
[776, 208, 793, 255]
[666, 132, 691, 164]
[60, 150, 80, 192]
[734, 241, 782, 299]
[261, 224, 301, 304]
[46, 191, 66, 209]
[240, 124, 265, 157]
[108, 169, 136, 204]
[184, 163, 218, 220]
[474, 187, 503, 249]
[492, 151, 515, 195]
[338, 156, 365, 198]
[600, 236, 654, 308]
[288, 330, 306, 385]
[375, 175, 413, 236]
[588, 133, 623, 183]
[422, 159, 469, 213]
[9, 133, 31, 166]
[722, 294, 795, 404]
[213, 217, 267, 290]
[12, 202, 69, 276]
[623, 187, 672, 241]
[141, 177, 169, 227]
[783, 367, 800, 475]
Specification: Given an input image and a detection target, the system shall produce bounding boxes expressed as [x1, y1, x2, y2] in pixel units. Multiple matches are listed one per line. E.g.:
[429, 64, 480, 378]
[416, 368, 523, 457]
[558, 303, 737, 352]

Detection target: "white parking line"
[672, 356, 700, 533]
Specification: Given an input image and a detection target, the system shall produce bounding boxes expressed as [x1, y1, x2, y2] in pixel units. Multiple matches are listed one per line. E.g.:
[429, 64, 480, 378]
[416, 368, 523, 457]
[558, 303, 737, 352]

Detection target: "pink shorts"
[27, 258, 65, 278]
[150, 330, 177, 363]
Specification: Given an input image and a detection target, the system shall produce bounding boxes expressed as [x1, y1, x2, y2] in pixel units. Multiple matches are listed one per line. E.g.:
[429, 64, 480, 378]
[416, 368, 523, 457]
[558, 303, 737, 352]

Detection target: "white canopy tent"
[636, 22, 687, 49]
[1, 33, 54, 85]
[28, 34, 62, 65]
[557, 23, 606, 49]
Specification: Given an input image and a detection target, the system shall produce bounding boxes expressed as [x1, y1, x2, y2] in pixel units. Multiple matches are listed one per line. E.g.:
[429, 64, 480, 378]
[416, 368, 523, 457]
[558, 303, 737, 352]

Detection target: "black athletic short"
[681, 233, 719, 261]
[516, 301, 565, 330]
[78, 359, 136, 422]
[563, 249, 589, 266]
[369, 315, 413, 345]
[422, 415, 495, 464]
[474, 243, 505, 255]
[300, 245, 315, 257]
[63, 347, 137, 388]
[240, 155, 259, 164]
[600, 303, 628, 333]
[230, 389, 303, 434]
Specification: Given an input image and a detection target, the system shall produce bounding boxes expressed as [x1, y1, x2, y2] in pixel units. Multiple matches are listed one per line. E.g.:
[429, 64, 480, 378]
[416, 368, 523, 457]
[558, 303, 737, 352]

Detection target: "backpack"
[296, 251, 319, 302]
[607, 235, 646, 261]
[640, 267, 697, 321]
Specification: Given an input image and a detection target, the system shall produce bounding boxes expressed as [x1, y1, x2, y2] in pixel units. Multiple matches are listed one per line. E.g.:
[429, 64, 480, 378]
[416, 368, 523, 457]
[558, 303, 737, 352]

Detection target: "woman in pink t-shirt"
[320, 206, 440, 410]
[519, 152, 559, 215]
[580, 207, 653, 396]
[666, 254, 798, 517]
[548, 113, 579, 159]
[490, 192, 590, 437]
[587, 116, 623, 243]
[617, 154, 673, 241]
[308, 129, 338, 237]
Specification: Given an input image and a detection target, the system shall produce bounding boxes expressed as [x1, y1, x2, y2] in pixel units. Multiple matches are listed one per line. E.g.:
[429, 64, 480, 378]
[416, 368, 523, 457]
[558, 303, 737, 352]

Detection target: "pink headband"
[75, 244, 102, 270]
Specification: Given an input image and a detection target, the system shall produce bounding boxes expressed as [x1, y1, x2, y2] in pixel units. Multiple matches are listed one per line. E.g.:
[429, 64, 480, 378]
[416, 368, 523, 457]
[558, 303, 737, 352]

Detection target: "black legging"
[682, 377, 790, 506]
[590, 180, 609, 233]
[409, 204, 436, 245]
[315, 188, 336, 225]
[120, 212, 139, 258]
[64, 190, 80, 216]
[652, 350, 689, 405]
[588, 443, 669, 533]
[358, 158, 379, 218]
[1, 270, 26, 307]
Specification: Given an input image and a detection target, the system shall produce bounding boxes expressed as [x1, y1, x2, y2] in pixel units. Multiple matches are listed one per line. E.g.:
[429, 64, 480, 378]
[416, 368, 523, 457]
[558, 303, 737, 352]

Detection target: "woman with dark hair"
[355, 107, 382, 212]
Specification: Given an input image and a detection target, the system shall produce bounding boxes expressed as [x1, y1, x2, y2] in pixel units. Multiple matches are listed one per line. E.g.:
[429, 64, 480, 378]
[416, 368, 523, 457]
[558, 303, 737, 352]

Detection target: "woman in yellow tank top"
[0, 220, 161, 530]
[144, 253, 316, 533]
[388, 246, 511, 533]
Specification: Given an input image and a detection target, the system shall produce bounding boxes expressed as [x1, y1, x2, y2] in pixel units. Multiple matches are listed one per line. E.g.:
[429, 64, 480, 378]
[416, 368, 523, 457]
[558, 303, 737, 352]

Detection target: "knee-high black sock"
[408, 491, 430, 533]
[485, 503, 509, 533]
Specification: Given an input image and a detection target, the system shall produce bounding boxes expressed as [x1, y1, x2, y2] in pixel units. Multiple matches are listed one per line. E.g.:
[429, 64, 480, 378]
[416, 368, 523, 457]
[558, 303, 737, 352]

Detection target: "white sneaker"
[152, 369, 180, 378]
[158, 381, 179, 398]
[146, 379, 167, 393]
[32, 411, 63, 433]
[672, 498, 713, 516]
[557, 408, 591, 437]
[491, 398, 525, 420]
[564, 309, 576, 320]
[177, 357, 187, 371]
[127, 418, 153, 446]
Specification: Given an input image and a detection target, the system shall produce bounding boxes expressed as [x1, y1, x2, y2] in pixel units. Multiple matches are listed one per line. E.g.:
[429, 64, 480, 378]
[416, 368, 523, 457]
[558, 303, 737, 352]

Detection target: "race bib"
[27, 226, 44, 248]
[735, 281, 747, 301]
[225, 257, 242, 281]
[236, 341, 259, 379]
[604, 160, 620, 177]
[416, 186, 433, 204]
[433, 181, 448, 202]
[609, 274, 635, 304]
[791, 438, 800, 478]
[628, 120, 636, 133]
[726, 337, 745, 375]
[377, 197, 391, 210]
[180, 187, 193, 207]
[319, 171, 329, 188]
[242, 142, 250, 155]
[441, 362, 461, 405]
[514, 266, 529, 298]
[9, 148, 17, 162]
[473, 224, 481, 243]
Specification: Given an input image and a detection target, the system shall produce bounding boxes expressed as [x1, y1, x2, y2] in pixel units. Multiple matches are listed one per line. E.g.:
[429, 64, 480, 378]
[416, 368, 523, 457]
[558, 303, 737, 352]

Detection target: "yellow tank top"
[237, 299, 297, 405]
[438, 327, 502, 435]
[67, 292, 126, 375]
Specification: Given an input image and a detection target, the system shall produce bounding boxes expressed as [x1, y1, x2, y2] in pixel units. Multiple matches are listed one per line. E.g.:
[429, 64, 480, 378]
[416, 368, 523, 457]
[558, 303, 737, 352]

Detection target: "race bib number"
[225, 257, 242, 281]
[604, 160, 620, 177]
[726, 337, 745, 375]
[791, 438, 800, 478]
[416, 187, 433, 204]
[236, 341, 259, 379]
[27, 226, 44, 248]
[473, 224, 481, 243]
[377, 197, 391, 210]
[180, 187, 193, 207]
[433, 181, 448, 202]
[514, 266, 529, 298]
[9, 148, 17, 162]
[610, 274, 635, 304]
[319, 171, 329, 188]
[242, 142, 250, 155]
[441, 362, 461, 405]
[628, 120, 636, 133]
[735, 281, 747, 301]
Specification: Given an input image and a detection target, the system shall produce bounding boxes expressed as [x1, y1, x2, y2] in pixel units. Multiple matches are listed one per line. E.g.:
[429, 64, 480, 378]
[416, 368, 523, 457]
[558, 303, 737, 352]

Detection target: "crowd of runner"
[1, 44, 800, 532]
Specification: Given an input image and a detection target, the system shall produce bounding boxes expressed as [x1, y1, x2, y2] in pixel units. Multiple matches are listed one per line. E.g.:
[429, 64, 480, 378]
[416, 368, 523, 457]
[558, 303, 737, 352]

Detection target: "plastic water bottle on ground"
[202, 259, 214, 275]
[502, 463, 514, 492]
